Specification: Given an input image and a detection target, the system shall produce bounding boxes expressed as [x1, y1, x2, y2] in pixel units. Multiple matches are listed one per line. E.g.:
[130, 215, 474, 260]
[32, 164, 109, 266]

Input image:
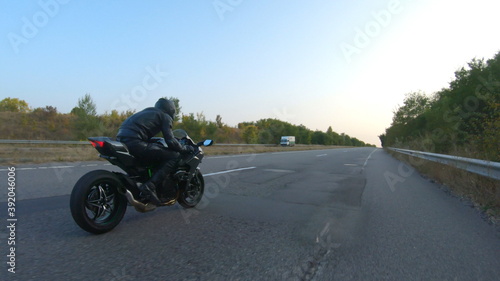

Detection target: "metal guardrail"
[0, 139, 270, 146]
[0, 140, 89, 144]
[388, 147, 500, 180]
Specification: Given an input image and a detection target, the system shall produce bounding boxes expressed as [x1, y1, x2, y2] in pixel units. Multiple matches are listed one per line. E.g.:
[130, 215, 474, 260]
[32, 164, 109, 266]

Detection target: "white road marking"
[316, 154, 328, 157]
[362, 149, 379, 170]
[50, 166, 75, 169]
[207, 154, 256, 159]
[263, 169, 294, 173]
[204, 167, 256, 177]
[0, 162, 257, 178]
[272, 150, 315, 155]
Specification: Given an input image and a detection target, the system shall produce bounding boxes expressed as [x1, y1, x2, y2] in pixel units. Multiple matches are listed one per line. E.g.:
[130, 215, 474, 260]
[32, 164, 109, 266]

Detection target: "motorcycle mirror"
[203, 139, 214, 146]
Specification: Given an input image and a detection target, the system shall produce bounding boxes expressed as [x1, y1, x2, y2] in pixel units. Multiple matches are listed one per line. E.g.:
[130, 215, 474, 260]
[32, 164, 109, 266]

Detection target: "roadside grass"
[387, 150, 500, 224]
[0, 143, 350, 165]
[0, 144, 99, 164]
[202, 144, 350, 155]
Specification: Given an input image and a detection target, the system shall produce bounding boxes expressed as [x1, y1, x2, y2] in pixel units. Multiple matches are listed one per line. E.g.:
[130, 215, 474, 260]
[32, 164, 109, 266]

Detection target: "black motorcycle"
[70, 129, 213, 234]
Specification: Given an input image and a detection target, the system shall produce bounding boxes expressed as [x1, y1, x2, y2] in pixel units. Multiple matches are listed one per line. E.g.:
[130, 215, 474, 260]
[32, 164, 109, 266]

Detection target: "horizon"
[2, 0, 500, 146]
[0, 96, 377, 146]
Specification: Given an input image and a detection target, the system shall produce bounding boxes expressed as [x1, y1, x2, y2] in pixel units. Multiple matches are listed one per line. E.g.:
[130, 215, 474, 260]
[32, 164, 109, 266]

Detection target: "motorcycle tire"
[178, 170, 204, 208]
[70, 170, 127, 234]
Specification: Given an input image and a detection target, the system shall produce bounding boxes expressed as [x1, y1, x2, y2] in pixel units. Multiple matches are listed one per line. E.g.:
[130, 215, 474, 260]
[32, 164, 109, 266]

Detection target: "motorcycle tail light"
[90, 140, 105, 148]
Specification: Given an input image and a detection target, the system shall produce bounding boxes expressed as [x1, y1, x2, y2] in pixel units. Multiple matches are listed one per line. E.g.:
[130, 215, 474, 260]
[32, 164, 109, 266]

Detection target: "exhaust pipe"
[121, 189, 157, 213]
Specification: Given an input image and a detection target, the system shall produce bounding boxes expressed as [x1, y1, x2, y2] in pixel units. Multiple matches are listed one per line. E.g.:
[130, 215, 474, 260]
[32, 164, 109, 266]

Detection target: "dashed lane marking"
[204, 167, 256, 177]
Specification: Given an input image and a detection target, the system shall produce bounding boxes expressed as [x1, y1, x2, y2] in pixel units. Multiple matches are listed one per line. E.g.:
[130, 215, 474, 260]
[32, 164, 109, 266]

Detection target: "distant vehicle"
[280, 136, 295, 146]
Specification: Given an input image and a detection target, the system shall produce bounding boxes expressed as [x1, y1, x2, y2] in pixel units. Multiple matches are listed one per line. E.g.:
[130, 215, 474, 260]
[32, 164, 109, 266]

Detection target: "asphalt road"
[0, 148, 499, 280]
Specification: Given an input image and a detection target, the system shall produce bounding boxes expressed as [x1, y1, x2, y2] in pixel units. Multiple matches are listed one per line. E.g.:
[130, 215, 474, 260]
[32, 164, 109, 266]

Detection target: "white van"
[280, 136, 296, 146]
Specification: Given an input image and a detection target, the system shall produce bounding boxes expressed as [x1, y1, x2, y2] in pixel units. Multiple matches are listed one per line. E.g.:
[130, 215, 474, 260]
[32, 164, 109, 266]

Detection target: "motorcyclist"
[116, 98, 194, 205]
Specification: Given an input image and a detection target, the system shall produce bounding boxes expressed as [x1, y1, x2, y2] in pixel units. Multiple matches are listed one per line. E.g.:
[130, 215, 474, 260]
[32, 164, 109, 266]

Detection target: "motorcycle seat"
[108, 140, 129, 153]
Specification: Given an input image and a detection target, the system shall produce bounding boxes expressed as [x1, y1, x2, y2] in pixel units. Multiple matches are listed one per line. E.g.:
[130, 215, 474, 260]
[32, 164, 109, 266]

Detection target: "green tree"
[392, 91, 430, 126]
[378, 133, 386, 147]
[258, 129, 273, 144]
[241, 125, 258, 144]
[325, 126, 335, 145]
[72, 93, 97, 117]
[340, 133, 352, 146]
[311, 131, 326, 145]
[0, 97, 30, 112]
[255, 118, 286, 144]
[71, 94, 101, 139]
[33, 106, 57, 116]
[177, 112, 213, 140]
[381, 51, 500, 154]
[296, 125, 312, 144]
[216, 114, 223, 128]
[100, 109, 133, 136]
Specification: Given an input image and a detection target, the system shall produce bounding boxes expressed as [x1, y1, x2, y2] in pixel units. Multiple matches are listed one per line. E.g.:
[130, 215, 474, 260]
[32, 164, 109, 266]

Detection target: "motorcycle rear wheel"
[178, 170, 204, 208]
[70, 170, 127, 234]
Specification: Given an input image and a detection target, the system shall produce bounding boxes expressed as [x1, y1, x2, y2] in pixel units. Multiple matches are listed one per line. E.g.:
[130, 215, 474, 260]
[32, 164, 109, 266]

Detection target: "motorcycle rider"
[116, 98, 194, 205]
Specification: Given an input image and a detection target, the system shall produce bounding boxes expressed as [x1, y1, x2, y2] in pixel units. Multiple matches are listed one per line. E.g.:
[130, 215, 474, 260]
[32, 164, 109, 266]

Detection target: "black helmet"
[155, 98, 176, 119]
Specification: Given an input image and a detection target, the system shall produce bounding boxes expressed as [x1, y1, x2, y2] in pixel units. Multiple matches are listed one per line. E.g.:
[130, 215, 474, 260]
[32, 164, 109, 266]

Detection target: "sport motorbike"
[70, 129, 213, 234]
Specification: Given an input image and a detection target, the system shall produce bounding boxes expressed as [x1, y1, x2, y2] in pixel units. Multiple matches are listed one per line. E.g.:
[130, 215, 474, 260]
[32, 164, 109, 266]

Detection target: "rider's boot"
[138, 182, 161, 205]
[139, 159, 179, 205]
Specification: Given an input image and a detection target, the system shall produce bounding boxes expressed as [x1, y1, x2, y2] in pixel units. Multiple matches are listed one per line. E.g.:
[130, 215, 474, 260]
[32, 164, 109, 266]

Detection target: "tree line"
[0, 95, 374, 147]
[379, 51, 499, 161]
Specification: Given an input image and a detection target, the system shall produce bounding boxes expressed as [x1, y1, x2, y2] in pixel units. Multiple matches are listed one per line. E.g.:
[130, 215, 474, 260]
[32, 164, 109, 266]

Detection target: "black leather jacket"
[116, 107, 184, 152]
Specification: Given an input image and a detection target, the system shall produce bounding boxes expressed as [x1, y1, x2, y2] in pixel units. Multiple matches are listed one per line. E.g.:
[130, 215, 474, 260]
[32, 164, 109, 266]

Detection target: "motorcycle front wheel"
[70, 170, 127, 234]
[178, 170, 204, 208]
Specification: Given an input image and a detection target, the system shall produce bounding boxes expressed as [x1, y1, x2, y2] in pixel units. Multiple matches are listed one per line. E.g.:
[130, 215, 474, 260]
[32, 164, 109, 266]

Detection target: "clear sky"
[1, 0, 499, 146]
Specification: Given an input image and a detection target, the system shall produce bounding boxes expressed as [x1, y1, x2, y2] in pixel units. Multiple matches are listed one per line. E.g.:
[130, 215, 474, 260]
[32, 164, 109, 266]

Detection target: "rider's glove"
[181, 145, 195, 154]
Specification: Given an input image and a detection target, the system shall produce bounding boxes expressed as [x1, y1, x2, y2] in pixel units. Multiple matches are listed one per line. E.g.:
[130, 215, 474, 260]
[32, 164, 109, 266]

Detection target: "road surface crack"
[286, 223, 342, 280]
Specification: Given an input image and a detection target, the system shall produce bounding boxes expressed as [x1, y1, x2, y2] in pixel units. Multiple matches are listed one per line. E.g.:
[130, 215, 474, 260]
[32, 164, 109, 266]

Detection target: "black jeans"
[119, 137, 180, 187]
